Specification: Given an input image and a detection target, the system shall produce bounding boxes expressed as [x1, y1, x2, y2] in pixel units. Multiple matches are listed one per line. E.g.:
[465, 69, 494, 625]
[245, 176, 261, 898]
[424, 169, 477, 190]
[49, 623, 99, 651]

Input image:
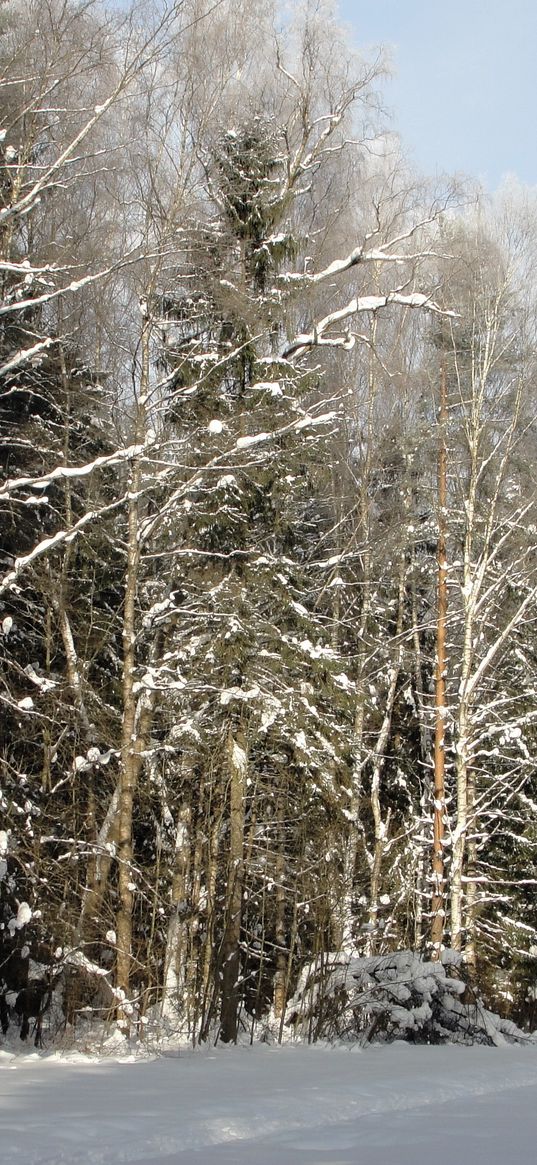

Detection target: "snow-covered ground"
[2, 1040, 537, 1164]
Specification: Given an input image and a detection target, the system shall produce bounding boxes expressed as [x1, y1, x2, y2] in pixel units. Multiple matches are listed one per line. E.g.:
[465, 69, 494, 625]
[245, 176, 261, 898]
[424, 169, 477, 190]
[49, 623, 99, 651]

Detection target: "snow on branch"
[1, 402, 337, 591]
[0, 498, 125, 595]
[466, 583, 537, 700]
[281, 213, 450, 290]
[0, 336, 56, 377]
[0, 444, 145, 499]
[287, 948, 535, 1046]
[139, 409, 338, 546]
[310, 239, 440, 285]
[0, 254, 141, 322]
[0, 4, 186, 228]
[283, 293, 455, 360]
[0, 259, 61, 277]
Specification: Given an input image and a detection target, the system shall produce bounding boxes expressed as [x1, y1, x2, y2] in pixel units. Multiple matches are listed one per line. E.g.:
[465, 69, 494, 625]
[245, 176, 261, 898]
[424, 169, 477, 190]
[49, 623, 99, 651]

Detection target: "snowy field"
[2, 1041, 537, 1165]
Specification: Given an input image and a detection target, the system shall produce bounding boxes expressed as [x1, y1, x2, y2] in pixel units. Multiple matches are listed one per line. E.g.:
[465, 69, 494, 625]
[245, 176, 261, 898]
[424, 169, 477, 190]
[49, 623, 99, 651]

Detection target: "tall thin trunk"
[77, 784, 120, 934]
[198, 810, 221, 1043]
[219, 724, 247, 1043]
[366, 550, 406, 951]
[431, 358, 448, 955]
[161, 802, 192, 1021]
[411, 555, 430, 948]
[116, 311, 152, 1013]
[463, 769, 478, 976]
[52, 345, 108, 937]
[451, 369, 479, 953]
[341, 330, 376, 946]
[185, 809, 205, 1037]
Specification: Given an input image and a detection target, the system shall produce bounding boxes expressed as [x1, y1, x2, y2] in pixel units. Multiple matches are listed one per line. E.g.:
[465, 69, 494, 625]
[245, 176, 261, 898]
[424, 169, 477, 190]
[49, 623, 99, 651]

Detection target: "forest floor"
[1, 1038, 537, 1164]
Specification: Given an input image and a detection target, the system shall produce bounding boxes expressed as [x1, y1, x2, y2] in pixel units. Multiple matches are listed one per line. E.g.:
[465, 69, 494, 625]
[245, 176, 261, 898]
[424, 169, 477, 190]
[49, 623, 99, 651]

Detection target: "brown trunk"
[116, 486, 142, 1009]
[185, 807, 205, 1035]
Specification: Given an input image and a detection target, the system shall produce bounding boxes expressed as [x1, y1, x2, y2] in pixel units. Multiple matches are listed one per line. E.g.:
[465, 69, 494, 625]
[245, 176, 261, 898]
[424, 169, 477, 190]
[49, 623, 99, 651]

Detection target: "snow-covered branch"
[0, 255, 140, 322]
[0, 498, 126, 595]
[0, 445, 145, 499]
[0, 337, 56, 377]
[283, 293, 454, 359]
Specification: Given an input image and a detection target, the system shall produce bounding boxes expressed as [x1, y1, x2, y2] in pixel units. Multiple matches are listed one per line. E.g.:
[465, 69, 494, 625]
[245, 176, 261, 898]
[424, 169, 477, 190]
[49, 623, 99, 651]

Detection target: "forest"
[1, 0, 537, 1049]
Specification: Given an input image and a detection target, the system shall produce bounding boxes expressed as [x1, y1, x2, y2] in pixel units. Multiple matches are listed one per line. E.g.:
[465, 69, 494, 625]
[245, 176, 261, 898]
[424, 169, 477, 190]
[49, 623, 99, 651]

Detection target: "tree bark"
[366, 551, 406, 952]
[219, 724, 247, 1043]
[161, 803, 192, 1021]
[272, 787, 287, 1020]
[431, 358, 448, 955]
[116, 310, 152, 1017]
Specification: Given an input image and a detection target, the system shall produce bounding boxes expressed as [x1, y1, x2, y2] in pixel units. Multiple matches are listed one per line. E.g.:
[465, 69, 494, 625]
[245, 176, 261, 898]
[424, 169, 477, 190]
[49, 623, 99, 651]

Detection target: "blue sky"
[338, 0, 537, 189]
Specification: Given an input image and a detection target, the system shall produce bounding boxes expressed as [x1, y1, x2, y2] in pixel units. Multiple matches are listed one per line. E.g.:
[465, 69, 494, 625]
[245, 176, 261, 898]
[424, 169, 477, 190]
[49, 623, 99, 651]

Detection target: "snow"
[17, 696, 34, 711]
[1, 1042, 537, 1164]
[235, 432, 270, 449]
[220, 684, 261, 706]
[231, 741, 248, 773]
[0, 830, 7, 882]
[251, 380, 283, 396]
[9, 901, 32, 932]
[23, 664, 56, 692]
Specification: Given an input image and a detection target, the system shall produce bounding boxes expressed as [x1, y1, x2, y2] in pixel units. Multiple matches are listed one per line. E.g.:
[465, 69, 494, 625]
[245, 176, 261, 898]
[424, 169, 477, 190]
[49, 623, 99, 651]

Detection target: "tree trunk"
[219, 724, 247, 1043]
[116, 311, 152, 1017]
[366, 551, 406, 951]
[161, 803, 192, 1021]
[198, 811, 221, 1043]
[341, 401, 374, 947]
[463, 768, 478, 977]
[431, 358, 448, 955]
[272, 787, 287, 1020]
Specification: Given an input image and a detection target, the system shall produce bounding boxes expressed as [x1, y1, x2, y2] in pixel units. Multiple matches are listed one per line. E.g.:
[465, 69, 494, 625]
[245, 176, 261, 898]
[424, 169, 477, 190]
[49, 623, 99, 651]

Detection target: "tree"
[435, 207, 537, 986]
[3, 0, 497, 1049]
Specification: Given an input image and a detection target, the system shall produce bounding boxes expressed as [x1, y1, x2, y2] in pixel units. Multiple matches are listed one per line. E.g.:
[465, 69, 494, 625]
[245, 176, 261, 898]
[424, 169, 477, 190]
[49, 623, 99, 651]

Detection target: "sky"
[338, 0, 537, 190]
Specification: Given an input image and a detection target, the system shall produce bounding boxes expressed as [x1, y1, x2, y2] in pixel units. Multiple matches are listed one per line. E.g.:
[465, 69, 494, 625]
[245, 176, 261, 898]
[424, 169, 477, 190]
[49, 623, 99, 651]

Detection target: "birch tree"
[427, 201, 537, 993]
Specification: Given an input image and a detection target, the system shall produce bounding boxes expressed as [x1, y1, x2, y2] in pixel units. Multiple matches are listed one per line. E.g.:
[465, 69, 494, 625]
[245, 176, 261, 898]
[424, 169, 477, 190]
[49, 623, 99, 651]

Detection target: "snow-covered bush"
[286, 949, 535, 1046]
